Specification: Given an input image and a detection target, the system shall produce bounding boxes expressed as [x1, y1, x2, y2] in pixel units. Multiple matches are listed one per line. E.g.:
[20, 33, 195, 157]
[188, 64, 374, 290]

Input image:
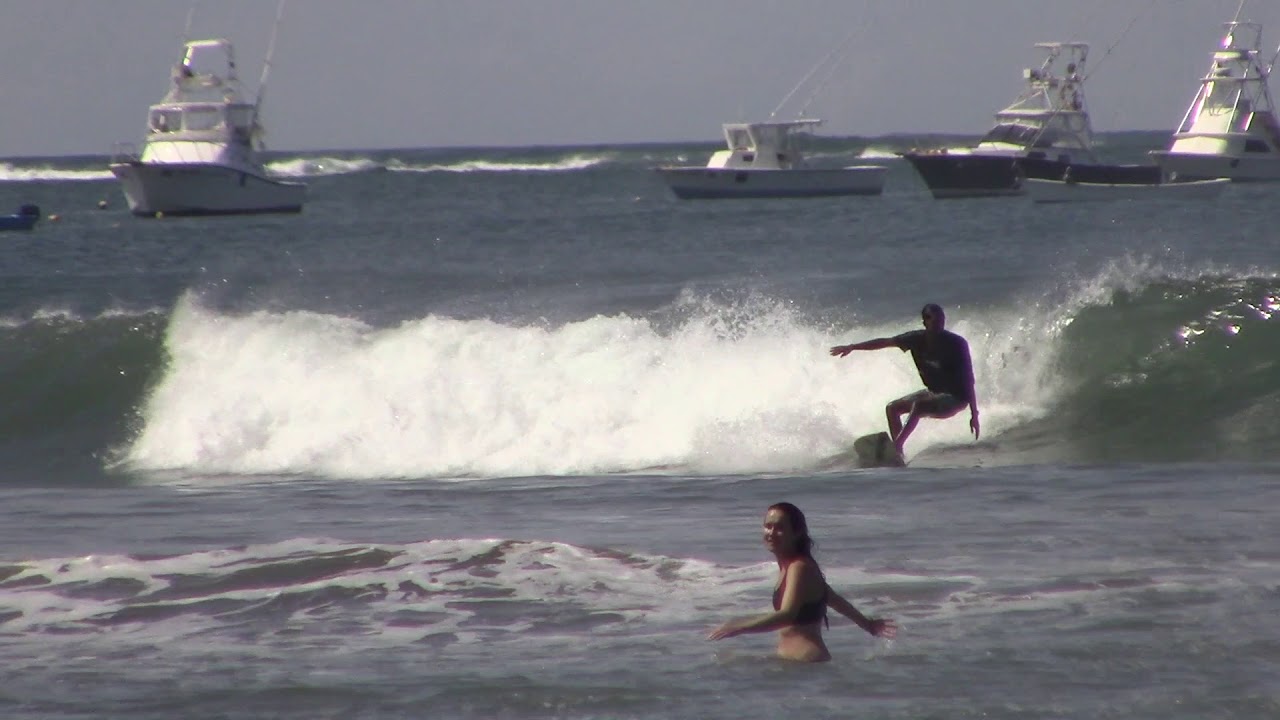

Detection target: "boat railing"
[111, 142, 140, 164]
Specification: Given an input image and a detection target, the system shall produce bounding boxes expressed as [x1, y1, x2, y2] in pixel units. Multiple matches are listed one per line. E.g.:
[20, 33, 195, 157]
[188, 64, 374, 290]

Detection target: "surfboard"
[852, 431, 906, 468]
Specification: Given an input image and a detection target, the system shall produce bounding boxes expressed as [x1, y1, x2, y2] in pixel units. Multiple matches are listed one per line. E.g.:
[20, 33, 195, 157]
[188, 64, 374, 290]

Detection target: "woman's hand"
[866, 617, 898, 639]
[707, 620, 745, 641]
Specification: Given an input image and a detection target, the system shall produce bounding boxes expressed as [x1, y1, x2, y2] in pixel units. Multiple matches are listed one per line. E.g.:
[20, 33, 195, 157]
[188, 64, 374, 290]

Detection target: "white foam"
[120, 292, 1069, 478]
[3, 536, 1241, 656]
[0, 305, 165, 329]
[266, 156, 383, 177]
[0, 162, 112, 182]
[388, 153, 609, 174]
[0, 538, 745, 637]
[857, 147, 902, 159]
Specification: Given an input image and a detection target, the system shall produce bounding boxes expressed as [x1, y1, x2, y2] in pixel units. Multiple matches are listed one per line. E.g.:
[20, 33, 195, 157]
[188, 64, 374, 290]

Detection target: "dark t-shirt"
[892, 329, 975, 402]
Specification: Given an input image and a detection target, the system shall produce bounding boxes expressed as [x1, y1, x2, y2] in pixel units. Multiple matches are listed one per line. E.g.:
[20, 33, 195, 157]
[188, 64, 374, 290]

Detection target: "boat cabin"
[704, 120, 822, 170]
[148, 103, 255, 136]
[150, 38, 259, 143]
[136, 38, 262, 166]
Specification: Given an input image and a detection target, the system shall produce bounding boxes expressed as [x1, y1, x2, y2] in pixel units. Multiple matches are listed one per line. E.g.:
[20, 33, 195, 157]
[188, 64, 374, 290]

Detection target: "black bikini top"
[773, 569, 829, 627]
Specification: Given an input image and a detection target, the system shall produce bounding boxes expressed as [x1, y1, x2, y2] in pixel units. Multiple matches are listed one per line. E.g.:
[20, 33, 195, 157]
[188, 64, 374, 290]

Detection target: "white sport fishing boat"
[110, 15, 304, 216]
[1151, 21, 1280, 181]
[655, 120, 887, 199]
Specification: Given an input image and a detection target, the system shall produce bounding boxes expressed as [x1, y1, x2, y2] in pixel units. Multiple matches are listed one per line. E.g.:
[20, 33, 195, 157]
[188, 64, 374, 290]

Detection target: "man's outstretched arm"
[830, 337, 897, 357]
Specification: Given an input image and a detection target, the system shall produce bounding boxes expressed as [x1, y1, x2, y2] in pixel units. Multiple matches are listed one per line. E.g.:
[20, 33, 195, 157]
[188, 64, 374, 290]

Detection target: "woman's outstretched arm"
[827, 586, 897, 638]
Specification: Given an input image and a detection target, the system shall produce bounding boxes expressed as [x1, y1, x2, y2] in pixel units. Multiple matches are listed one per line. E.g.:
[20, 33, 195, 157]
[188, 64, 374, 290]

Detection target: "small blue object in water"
[0, 204, 41, 231]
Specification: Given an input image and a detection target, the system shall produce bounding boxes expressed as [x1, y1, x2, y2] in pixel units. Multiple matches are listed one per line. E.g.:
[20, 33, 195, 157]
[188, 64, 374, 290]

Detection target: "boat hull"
[1024, 177, 1230, 203]
[901, 153, 1037, 198]
[109, 162, 305, 216]
[1150, 151, 1280, 182]
[902, 153, 1164, 199]
[655, 166, 887, 199]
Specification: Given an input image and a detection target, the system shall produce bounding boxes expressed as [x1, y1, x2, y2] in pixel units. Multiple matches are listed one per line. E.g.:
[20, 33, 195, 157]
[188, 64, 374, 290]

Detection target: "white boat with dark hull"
[1024, 177, 1230, 203]
[902, 43, 1158, 198]
[655, 120, 887, 199]
[110, 30, 304, 217]
[1150, 21, 1280, 182]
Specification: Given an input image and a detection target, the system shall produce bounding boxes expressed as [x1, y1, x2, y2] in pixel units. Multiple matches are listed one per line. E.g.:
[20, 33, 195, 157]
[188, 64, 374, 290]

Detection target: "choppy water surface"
[1, 136, 1277, 718]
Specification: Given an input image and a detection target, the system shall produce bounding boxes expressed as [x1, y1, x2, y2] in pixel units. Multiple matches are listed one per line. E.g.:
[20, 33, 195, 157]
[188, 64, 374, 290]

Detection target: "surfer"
[707, 502, 896, 662]
[829, 303, 980, 458]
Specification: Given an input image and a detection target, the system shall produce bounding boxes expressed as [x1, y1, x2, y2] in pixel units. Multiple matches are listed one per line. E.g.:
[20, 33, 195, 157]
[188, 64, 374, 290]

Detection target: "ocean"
[1, 132, 1277, 719]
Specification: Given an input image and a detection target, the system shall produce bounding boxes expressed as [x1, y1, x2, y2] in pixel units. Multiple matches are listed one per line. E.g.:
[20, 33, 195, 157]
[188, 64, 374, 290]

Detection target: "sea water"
[0, 134, 1277, 719]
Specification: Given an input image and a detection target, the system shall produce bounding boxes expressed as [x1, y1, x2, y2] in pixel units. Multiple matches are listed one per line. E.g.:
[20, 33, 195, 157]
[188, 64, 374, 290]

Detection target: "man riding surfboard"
[829, 303, 979, 459]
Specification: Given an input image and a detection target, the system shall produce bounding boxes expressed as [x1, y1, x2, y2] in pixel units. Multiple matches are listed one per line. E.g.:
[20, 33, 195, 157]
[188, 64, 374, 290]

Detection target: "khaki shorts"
[893, 389, 967, 417]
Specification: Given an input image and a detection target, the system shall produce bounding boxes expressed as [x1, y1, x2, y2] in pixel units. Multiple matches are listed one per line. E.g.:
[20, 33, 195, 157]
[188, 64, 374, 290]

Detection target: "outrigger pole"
[181, 3, 196, 44]
[253, 0, 288, 141]
[770, 26, 857, 119]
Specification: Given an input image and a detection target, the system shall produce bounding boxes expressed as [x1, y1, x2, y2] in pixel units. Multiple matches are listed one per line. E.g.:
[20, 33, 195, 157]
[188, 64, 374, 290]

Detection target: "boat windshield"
[979, 123, 1057, 147]
[148, 109, 183, 134]
[183, 107, 223, 131]
[726, 127, 753, 150]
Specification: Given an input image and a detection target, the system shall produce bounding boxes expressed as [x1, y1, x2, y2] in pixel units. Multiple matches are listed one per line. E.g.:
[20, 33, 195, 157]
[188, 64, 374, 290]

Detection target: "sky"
[0, 0, 1275, 157]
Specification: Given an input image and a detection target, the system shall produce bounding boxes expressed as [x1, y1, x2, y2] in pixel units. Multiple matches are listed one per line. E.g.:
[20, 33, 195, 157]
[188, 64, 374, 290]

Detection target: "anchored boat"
[110, 11, 304, 217]
[1151, 21, 1280, 181]
[655, 120, 887, 199]
[902, 43, 1159, 198]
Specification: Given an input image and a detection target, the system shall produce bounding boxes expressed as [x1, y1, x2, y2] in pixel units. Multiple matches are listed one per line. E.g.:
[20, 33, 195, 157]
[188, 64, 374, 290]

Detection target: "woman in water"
[707, 502, 897, 662]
